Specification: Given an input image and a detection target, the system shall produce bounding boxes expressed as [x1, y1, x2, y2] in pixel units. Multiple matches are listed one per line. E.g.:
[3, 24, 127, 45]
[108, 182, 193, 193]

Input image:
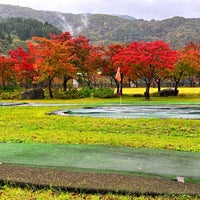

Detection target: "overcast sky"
[0, 0, 199, 20]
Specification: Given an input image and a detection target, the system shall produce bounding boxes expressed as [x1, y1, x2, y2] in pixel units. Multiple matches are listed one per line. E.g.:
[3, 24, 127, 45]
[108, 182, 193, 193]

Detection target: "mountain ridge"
[0, 4, 200, 48]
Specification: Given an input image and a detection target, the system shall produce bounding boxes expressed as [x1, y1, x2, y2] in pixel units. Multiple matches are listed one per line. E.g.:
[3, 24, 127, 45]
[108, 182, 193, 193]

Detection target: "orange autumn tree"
[51, 33, 103, 89]
[32, 36, 76, 98]
[172, 42, 200, 92]
[50, 32, 75, 91]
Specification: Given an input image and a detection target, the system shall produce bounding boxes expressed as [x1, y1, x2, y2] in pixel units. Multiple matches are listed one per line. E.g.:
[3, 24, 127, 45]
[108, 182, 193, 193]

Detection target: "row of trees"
[0, 31, 200, 99]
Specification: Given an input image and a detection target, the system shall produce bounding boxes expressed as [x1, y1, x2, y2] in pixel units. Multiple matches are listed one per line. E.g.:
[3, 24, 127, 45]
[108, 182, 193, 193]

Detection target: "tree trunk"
[154, 78, 161, 92]
[2, 79, 6, 91]
[174, 81, 179, 96]
[144, 83, 150, 100]
[48, 76, 53, 98]
[156, 79, 161, 92]
[144, 78, 151, 100]
[115, 80, 120, 94]
[173, 77, 180, 96]
[63, 76, 68, 91]
[157, 83, 161, 92]
[110, 78, 113, 88]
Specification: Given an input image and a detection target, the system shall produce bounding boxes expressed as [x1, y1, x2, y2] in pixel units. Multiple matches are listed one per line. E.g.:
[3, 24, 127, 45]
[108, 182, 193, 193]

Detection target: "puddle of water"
[51, 105, 200, 119]
[1, 102, 200, 119]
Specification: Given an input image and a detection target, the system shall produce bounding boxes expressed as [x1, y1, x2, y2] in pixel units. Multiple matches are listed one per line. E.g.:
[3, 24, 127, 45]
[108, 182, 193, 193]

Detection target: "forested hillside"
[81, 15, 200, 48]
[0, 4, 200, 49]
[0, 17, 61, 54]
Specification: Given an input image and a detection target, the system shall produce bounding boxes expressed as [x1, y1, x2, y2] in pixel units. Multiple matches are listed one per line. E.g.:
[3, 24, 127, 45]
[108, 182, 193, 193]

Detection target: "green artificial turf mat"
[1, 143, 200, 184]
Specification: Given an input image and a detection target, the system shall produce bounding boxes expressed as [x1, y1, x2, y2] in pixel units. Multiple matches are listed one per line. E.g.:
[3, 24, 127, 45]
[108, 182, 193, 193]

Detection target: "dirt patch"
[0, 164, 200, 195]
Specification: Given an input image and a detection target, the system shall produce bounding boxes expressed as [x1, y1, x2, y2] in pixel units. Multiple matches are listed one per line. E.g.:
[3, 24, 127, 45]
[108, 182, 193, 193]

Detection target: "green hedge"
[92, 88, 114, 98]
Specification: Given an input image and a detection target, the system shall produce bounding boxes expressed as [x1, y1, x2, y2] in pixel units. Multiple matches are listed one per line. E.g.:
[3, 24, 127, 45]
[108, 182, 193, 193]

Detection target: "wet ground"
[1, 143, 200, 195]
[51, 105, 200, 119]
[1, 103, 200, 194]
[1, 143, 200, 180]
[1, 102, 200, 118]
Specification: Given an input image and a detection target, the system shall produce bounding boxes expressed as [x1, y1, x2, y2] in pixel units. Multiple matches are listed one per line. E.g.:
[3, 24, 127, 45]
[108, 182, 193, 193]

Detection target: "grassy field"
[0, 87, 200, 199]
[1, 106, 200, 151]
[2, 186, 198, 200]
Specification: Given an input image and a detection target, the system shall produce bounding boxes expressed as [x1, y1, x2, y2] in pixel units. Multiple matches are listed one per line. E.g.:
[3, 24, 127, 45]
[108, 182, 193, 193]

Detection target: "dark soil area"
[1, 164, 200, 195]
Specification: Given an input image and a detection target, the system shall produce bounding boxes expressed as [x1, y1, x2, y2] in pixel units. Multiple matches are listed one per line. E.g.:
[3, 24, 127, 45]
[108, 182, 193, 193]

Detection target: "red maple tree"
[72, 35, 104, 88]
[113, 40, 177, 99]
[102, 44, 126, 95]
[8, 44, 36, 88]
[0, 55, 15, 90]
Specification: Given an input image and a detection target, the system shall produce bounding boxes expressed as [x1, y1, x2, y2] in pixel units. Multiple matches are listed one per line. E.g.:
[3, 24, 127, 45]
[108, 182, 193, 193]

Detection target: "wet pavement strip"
[1, 143, 200, 194]
[0, 143, 200, 179]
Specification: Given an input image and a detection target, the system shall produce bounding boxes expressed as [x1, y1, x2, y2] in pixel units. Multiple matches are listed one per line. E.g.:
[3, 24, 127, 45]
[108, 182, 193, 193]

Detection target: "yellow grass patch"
[122, 87, 200, 95]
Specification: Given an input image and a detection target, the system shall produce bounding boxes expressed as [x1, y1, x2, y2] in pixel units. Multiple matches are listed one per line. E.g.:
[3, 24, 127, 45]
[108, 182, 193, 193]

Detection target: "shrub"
[92, 88, 114, 98]
[0, 91, 22, 99]
[65, 88, 80, 99]
[79, 87, 92, 98]
[53, 88, 79, 99]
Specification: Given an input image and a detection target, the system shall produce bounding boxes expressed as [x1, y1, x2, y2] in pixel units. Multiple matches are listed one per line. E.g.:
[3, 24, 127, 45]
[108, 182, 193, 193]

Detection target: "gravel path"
[1, 164, 200, 195]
